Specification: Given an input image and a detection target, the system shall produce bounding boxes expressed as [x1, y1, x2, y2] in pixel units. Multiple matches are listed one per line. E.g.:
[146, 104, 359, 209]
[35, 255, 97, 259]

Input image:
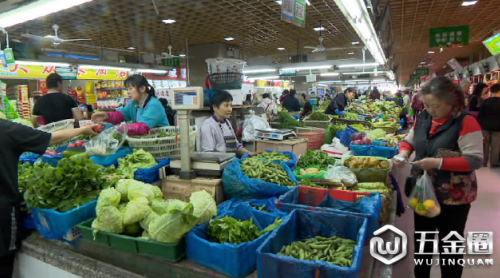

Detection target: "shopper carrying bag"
[393, 76, 483, 278]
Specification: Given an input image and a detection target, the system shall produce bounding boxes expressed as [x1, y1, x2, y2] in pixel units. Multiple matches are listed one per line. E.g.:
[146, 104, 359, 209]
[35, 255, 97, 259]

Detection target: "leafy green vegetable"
[277, 111, 304, 129]
[252, 151, 291, 162]
[117, 149, 157, 178]
[23, 155, 114, 212]
[140, 208, 159, 231]
[300, 179, 327, 189]
[123, 198, 150, 225]
[123, 222, 142, 235]
[148, 203, 199, 243]
[207, 216, 282, 244]
[189, 190, 217, 225]
[92, 206, 124, 234]
[150, 199, 170, 215]
[307, 112, 331, 121]
[297, 150, 336, 169]
[0, 111, 6, 119]
[367, 129, 387, 141]
[127, 181, 155, 202]
[241, 158, 296, 187]
[96, 188, 121, 210]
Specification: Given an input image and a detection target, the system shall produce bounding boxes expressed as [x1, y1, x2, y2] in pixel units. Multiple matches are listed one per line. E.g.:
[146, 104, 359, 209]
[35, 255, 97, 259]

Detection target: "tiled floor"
[13, 253, 81, 278]
[391, 165, 500, 278]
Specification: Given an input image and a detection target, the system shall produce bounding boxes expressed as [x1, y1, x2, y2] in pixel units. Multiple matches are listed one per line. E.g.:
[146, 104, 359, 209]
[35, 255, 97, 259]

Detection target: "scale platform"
[255, 128, 297, 140]
[169, 152, 235, 176]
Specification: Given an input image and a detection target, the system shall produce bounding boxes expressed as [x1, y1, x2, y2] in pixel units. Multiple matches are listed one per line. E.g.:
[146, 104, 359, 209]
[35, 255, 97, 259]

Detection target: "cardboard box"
[254, 138, 308, 157]
[161, 175, 224, 204]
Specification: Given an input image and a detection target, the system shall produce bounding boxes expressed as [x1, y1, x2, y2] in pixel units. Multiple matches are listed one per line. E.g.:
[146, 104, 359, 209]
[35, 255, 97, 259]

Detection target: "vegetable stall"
[12, 110, 400, 278]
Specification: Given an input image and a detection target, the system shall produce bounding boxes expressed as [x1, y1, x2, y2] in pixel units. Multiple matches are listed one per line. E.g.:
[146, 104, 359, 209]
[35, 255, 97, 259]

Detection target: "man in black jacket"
[282, 89, 301, 112]
[325, 87, 356, 115]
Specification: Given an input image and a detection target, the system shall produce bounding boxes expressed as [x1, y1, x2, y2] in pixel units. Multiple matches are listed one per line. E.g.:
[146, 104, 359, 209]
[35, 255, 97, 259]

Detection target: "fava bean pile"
[252, 151, 291, 162]
[241, 159, 296, 187]
[277, 235, 356, 267]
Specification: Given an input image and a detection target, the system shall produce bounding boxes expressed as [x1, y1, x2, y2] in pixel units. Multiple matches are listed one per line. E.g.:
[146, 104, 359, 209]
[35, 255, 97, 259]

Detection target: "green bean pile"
[241, 159, 296, 187]
[277, 235, 356, 267]
[252, 151, 291, 162]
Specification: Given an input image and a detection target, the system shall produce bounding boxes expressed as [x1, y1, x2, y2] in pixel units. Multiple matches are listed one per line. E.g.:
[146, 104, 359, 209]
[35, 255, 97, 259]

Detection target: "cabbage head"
[123, 222, 142, 235]
[166, 199, 190, 212]
[127, 182, 155, 203]
[189, 190, 217, 225]
[92, 206, 123, 234]
[123, 199, 150, 225]
[118, 203, 127, 213]
[116, 179, 131, 202]
[140, 208, 159, 231]
[150, 199, 169, 215]
[139, 230, 150, 240]
[148, 203, 198, 243]
[0, 111, 5, 119]
[151, 185, 163, 199]
[96, 188, 121, 210]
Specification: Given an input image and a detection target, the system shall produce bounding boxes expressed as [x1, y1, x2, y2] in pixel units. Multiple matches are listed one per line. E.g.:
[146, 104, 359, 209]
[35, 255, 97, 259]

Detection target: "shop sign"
[77, 68, 128, 80]
[281, 0, 306, 28]
[0, 64, 55, 79]
[429, 25, 469, 47]
[56, 66, 78, 80]
[415, 68, 430, 76]
[162, 57, 181, 67]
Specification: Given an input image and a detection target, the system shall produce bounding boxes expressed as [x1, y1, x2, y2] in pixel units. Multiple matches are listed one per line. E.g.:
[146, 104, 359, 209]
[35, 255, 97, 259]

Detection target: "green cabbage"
[92, 206, 123, 234]
[189, 190, 217, 225]
[151, 185, 163, 199]
[96, 188, 121, 210]
[117, 149, 157, 178]
[367, 129, 387, 141]
[150, 199, 169, 215]
[139, 230, 150, 240]
[127, 182, 155, 203]
[148, 203, 198, 243]
[123, 199, 150, 225]
[123, 222, 142, 235]
[0, 111, 5, 119]
[118, 203, 127, 212]
[140, 208, 159, 231]
[166, 199, 190, 212]
[116, 179, 131, 202]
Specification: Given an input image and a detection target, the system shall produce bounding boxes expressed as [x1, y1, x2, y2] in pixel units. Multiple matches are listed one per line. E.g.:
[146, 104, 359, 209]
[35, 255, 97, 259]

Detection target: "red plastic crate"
[328, 189, 370, 202]
[297, 186, 328, 206]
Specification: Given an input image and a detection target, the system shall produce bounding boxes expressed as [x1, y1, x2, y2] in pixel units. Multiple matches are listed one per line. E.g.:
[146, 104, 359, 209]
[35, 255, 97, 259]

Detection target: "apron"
[212, 116, 238, 153]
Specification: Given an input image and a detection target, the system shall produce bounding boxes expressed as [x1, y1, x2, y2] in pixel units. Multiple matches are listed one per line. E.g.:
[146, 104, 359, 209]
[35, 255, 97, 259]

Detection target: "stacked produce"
[129, 131, 177, 139]
[252, 151, 291, 162]
[351, 133, 373, 145]
[329, 123, 347, 135]
[20, 155, 117, 212]
[241, 158, 296, 187]
[348, 124, 368, 133]
[366, 129, 387, 141]
[350, 182, 391, 195]
[372, 117, 400, 130]
[276, 235, 356, 267]
[92, 180, 217, 243]
[318, 100, 331, 112]
[117, 149, 157, 178]
[306, 112, 330, 121]
[207, 216, 282, 244]
[298, 167, 325, 176]
[277, 111, 304, 129]
[299, 179, 327, 189]
[297, 150, 335, 169]
[344, 156, 390, 169]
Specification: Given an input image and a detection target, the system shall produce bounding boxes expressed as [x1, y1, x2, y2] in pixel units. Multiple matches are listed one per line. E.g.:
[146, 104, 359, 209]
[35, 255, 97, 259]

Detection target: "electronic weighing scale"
[169, 152, 235, 177]
[255, 128, 297, 140]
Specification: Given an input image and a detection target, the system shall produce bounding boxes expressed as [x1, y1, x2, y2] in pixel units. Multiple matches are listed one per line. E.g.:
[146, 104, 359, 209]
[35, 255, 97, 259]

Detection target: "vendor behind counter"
[325, 87, 356, 114]
[200, 91, 260, 157]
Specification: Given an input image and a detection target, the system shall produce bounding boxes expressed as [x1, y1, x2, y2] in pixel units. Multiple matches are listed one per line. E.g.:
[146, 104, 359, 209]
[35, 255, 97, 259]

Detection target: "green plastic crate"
[341, 156, 391, 183]
[77, 218, 185, 263]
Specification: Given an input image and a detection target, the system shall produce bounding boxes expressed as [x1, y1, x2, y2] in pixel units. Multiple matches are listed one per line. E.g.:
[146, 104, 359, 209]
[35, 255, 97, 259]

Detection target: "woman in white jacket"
[260, 93, 275, 119]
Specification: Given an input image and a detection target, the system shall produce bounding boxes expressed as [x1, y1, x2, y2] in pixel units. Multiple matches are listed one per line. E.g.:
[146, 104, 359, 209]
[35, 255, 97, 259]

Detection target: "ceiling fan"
[155, 28, 188, 60]
[304, 21, 362, 53]
[21, 24, 91, 45]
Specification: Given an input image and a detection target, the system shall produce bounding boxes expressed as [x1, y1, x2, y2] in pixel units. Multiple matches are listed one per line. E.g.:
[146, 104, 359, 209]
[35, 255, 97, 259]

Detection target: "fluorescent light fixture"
[372, 79, 387, 82]
[462, 1, 478, 6]
[318, 84, 329, 87]
[243, 69, 277, 74]
[428, 51, 435, 54]
[224, 37, 235, 41]
[348, 52, 355, 55]
[281, 65, 332, 71]
[340, 71, 387, 74]
[387, 71, 395, 80]
[338, 63, 379, 68]
[127, 46, 137, 50]
[249, 76, 280, 80]
[320, 73, 340, 76]
[136, 69, 168, 74]
[276, 0, 282, 4]
[351, 41, 360, 45]
[162, 19, 176, 24]
[0, 0, 95, 28]
[306, 0, 312, 6]
[179, 54, 186, 57]
[16, 61, 70, 67]
[420, 62, 426, 64]
[277, 47, 286, 51]
[314, 26, 326, 31]
[79, 65, 132, 71]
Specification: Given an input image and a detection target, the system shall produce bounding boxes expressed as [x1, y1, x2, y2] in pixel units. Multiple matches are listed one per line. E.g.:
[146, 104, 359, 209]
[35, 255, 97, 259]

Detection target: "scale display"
[171, 87, 204, 110]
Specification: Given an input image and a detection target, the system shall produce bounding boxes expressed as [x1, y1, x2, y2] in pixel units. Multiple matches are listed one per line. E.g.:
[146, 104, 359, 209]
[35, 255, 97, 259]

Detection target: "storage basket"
[331, 117, 367, 126]
[256, 209, 368, 278]
[295, 127, 325, 150]
[78, 218, 185, 263]
[30, 200, 97, 240]
[126, 126, 197, 159]
[208, 73, 243, 90]
[303, 119, 331, 129]
[343, 156, 391, 183]
[37, 119, 75, 132]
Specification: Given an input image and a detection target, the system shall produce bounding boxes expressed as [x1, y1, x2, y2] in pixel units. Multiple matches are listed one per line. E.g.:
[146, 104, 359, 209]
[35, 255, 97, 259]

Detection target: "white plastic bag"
[242, 114, 270, 142]
[408, 172, 441, 218]
[324, 166, 357, 188]
[86, 123, 128, 156]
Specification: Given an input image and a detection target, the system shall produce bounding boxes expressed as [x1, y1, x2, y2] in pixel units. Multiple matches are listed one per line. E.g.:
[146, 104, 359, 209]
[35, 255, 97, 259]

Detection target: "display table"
[254, 138, 308, 156]
[19, 192, 397, 278]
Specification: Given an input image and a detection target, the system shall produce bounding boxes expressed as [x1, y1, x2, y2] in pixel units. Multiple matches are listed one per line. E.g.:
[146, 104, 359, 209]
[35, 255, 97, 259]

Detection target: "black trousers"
[0, 204, 19, 278]
[414, 204, 471, 278]
[0, 253, 15, 278]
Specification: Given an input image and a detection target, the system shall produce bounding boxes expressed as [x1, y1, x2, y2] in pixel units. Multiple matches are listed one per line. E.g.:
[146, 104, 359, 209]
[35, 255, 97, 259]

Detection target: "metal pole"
[186, 38, 190, 86]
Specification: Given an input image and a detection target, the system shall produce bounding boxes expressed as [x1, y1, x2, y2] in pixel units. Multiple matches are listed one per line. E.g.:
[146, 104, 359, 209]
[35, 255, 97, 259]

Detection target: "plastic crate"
[30, 200, 97, 239]
[328, 188, 371, 202]
[349, 143, 371, 156]
[343, 156, 391, 183]
[303, 119, 331, 129]
[295, 127, 325, 150]
[256, 209, 368, 278]
[369, 145, 399, 159]
[78, 218, 185, 263]
[37, 119, 75, 132]
[331, 117, 367, 126]
[126, 126, 197, 159]
[339, 126, 359, 147]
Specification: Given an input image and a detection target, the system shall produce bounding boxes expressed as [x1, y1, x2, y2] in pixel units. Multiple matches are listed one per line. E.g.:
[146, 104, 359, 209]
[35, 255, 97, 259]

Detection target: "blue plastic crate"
[349, 143, 371, 156]
[30, 200, 97, 239]
[339, 126, 359, 147]
[369, 145, 399, 159]
[241, 150, 297, 171]
[134, 157, 170, 184]
[186, 204, 282, 278]
[256, 209, 368, 278]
